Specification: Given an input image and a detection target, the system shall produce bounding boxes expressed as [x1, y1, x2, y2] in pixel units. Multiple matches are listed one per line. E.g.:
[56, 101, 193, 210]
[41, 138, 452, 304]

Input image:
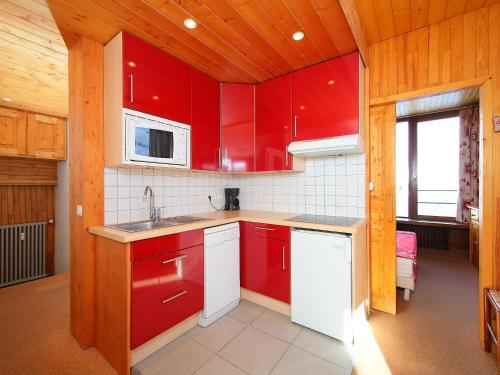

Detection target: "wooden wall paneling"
[416, 28, 429, 90]
[0, 157, 57, 185]
[69, 36, 104, 349]
[450, 15, 464, 82]
[427, 23, 440, 85]
[368, 104, 396, 315]
[406, 31, 418, 92]
[475, 7, 489, 78]
[369, 43, 379, 98]
[397, 35, 407, 93]
[462, 11, 476, 80]
[439, 19, 451, 84]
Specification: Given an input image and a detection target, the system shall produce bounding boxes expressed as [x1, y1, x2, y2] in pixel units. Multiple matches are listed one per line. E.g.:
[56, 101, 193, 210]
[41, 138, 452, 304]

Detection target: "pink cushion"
[396, 231, 417, 261]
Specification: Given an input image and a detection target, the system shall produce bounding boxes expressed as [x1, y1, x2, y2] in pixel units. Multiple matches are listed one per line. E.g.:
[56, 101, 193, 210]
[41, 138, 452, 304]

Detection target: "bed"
[396, 231, 418, 301]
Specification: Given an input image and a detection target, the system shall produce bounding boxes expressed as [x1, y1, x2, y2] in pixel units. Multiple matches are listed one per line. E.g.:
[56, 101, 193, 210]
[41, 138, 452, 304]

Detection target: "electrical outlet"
[76, 205, 83, 216]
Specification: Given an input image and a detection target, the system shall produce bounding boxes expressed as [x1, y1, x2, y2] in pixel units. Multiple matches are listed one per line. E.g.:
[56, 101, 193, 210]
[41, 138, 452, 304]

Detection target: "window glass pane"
[396, 121, 409, 217]
[417, 116, 459, 218]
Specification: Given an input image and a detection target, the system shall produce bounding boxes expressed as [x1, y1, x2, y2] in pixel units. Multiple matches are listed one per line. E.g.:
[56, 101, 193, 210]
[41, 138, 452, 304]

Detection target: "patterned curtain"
[457, 107, 479, 223]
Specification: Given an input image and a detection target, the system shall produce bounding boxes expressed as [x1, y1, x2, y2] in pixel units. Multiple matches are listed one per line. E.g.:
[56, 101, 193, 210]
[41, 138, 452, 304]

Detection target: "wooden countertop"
[89, 210, 367, 243]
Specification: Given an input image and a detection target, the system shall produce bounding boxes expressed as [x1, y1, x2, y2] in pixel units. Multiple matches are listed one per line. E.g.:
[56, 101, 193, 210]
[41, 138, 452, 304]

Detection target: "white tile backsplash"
[103, 154, 366, 225]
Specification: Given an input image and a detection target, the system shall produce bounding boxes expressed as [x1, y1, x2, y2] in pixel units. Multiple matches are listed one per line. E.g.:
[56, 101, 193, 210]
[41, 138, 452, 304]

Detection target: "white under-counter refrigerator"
[291, 229, 353, 343]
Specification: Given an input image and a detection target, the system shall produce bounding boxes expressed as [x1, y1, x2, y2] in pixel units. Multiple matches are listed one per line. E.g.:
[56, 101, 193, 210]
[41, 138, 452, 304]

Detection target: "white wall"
[103, 154, 366, 225]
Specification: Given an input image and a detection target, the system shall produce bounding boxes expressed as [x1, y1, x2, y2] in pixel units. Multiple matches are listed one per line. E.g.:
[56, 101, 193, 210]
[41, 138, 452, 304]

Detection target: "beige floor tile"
[293, 328, 353, 369]
[186, 315, 246, 352]
[193, 355, 247, 375]
[219, 326, 289, 375]
[251, 310, 302, 343]
[133, 336, 212, 375]
[229, 300, 265, 324]
[271, 346, 346, 375]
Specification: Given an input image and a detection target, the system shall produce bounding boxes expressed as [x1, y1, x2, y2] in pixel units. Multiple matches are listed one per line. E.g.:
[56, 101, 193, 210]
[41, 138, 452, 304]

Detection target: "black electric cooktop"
[285, 214, 360, 226]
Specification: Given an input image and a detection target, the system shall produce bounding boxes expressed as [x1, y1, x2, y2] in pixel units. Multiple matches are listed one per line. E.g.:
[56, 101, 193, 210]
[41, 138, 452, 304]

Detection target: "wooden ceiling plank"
[391, 0, 411, 36]
[84, 0, 255, 82]
[0, 36, 67, 68]
[427, 0, 447, 24]
[282, 0, 340, 58]
[446, 0, 467, 18]
[140, 0, 272, 81]
[256, 0, 324, 64]
[411, 0, 430, 30]
[227, 0, 309, 69]
[465, 0, 487, 12]
[372, 0, 395, 41]
[6, 0, 55, 20]
[311, 0, 357, 55]
[2, 0, 61, 35]
[338, 0, 369, 63]
[0, 29, 66, 62]
[0, 54, 66, 81]
[171, 0, 285, 77]
[200, 0, 294, 73]
[354, 0, 381, 44]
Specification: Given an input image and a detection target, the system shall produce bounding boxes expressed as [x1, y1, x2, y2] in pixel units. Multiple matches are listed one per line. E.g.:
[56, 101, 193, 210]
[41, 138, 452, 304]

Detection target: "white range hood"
[288, 134, 365, 157]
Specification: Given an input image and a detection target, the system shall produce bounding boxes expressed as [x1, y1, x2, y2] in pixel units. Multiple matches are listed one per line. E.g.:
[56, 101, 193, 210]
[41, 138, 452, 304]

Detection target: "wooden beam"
[69, 36, 104, 349]
[338, 0, 369, 65]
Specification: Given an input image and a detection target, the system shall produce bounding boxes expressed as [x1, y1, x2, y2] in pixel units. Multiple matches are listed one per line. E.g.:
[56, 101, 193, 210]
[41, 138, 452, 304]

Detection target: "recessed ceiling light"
[184, 18, 197, 29]
[292, 31, 304, 41]
[2, 97, 12, 102]
[128, 61, 136, 67]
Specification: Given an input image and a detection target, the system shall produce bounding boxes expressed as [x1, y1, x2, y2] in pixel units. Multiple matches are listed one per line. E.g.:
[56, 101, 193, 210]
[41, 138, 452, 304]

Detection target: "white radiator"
[0, 221, 48, 287]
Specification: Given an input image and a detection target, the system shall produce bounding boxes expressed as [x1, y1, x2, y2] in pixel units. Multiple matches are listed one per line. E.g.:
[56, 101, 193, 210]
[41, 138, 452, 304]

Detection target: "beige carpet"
[367, 249, 497, 375]
[0, 273, 115, 375]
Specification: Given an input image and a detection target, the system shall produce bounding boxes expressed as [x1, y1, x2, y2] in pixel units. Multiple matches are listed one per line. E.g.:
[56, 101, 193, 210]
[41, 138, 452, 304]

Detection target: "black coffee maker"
[224, 188, 240, 211]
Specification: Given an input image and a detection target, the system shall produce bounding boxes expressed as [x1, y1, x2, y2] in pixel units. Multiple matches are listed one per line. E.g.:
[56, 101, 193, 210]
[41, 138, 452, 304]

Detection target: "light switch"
[76, 205, 83, 217]
[369, 182, 374, 191]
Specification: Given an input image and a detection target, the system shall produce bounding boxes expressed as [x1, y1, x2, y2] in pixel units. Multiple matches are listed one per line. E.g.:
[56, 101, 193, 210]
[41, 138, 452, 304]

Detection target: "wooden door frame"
[368, 76, 494, 347]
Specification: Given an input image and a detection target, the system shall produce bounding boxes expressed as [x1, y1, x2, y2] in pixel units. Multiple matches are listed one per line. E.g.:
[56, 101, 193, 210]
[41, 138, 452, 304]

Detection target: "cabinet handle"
[162, 255, 187, 264]
[161, 290, 187, 304]
[294, 116, 298, 137]
[282, 245, 286, 270]
[129, 74, 134, 103]
[224, 149, 228, 169]
[255, 226, 275, 231]
[217, 148, 221, 170]
[285, 147, 289, 167]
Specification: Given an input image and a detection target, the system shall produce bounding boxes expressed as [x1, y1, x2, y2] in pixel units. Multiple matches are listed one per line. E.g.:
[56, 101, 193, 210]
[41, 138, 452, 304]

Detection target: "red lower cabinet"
[131, 243, 204, 349]
[241, 223, 290, 303]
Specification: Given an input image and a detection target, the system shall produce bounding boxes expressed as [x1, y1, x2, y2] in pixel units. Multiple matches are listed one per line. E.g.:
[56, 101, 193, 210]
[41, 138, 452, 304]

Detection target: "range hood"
[287, 134, 365, 157]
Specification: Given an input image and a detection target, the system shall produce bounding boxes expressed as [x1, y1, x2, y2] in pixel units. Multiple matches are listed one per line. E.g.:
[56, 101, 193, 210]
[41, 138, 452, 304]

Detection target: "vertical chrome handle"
[217, 148, 221, 170]
[282, 245, 285, 270]
[224, 149, 228, 169]
[161, 290, 187, 304]
[294, 116, 298, 137]
[285, 147, 289, 167]
[129, 74, 134, 103]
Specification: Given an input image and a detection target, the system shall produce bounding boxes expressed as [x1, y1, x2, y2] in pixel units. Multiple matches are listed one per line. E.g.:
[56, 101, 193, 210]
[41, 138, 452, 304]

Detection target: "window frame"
[398, 109, 460, 222]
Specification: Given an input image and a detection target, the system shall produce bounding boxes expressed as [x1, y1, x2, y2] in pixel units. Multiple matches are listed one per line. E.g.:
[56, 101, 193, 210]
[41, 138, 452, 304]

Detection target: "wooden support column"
[69, 36, 104, 348]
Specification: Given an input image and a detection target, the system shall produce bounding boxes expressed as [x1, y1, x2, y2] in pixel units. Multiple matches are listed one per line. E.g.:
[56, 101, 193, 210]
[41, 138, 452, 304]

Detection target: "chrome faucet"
[143, 186, 161, 222]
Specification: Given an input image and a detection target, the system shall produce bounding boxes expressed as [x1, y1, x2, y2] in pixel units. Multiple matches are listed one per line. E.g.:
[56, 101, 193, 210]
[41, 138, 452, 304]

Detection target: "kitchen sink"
[106, 215, 212, 232]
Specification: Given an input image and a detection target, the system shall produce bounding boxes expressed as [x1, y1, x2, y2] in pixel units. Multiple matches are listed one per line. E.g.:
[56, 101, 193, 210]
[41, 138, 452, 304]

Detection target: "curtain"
[457, 107, 479, 223]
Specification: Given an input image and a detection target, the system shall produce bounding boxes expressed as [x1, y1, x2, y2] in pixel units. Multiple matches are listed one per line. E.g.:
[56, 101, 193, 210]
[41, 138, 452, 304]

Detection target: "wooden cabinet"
[122, 32, 191, 124]
[255, 75, 293, 172]
[292, 52, 360, 141]
[26, 113, 65, 160]
[469, 207, 479, 268]
[191, 69, 221, 171]
[0, 107, 26, 156]
[0, 107, 65, 160]
[241, 222, 290, 303]
[130, 230, 204, 349]
[221, 84, 255, 172]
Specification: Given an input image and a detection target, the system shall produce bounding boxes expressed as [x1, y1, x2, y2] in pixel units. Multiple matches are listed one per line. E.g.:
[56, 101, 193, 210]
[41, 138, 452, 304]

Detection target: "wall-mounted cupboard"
[0, 107, 66, 160]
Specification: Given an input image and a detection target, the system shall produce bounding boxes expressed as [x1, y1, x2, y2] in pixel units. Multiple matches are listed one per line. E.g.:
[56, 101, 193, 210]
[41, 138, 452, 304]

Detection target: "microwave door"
[131, 124, 174, 164]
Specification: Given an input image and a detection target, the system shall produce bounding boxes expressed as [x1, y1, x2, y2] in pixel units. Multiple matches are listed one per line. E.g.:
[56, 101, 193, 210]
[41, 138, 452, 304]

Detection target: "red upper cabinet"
[122, 32, 191, 124]
[292, 52, 360, 141]
[221, 84, 255, 172]
[191, 69, 221, 171]
[255, 75, 293, 171]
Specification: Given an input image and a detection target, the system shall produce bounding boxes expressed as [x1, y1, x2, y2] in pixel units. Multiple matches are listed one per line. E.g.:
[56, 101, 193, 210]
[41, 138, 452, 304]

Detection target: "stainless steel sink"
[106, 215, 212, 232]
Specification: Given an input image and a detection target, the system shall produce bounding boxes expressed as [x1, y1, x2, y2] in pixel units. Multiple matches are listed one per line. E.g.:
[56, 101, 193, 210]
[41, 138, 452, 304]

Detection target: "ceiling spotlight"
[184, 18, 198, 29]
[2, 97, 12, 102]
[292, 31, 304, 41]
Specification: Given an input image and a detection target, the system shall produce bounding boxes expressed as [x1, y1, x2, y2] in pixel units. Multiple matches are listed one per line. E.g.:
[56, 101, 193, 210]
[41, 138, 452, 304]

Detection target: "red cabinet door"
[292, 52, 359, 141]
[221, 84, 255, 172]
[191, 69, 221, 171]
[122, 32, 191, 124]
[131, 244, 204, 349]
[244, 236, 290, 303]
[255, 75, 293, 171]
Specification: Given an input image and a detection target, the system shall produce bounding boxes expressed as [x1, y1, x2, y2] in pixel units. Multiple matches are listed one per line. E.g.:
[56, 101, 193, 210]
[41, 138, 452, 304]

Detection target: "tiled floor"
[133, 300, 353, 375]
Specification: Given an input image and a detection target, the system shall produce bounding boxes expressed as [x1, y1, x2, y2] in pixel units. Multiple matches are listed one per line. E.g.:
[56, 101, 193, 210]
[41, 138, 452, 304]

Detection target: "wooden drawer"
[131, 229, 204, 262]
[132, 245, 204, 304]
[243, 221, 290, 242]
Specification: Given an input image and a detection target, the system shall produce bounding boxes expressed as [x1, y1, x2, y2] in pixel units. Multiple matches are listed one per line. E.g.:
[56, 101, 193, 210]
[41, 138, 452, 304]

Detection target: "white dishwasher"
[199, 222, 240, 327]
[291, 229, 353, 342]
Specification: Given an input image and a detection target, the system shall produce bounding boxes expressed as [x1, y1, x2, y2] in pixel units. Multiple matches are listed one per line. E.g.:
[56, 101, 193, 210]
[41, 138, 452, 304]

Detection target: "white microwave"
[124, 109, 190, 168]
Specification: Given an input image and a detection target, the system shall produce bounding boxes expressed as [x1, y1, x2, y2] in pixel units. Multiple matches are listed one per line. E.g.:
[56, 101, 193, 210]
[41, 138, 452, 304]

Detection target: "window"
[396, 111, 460, 221]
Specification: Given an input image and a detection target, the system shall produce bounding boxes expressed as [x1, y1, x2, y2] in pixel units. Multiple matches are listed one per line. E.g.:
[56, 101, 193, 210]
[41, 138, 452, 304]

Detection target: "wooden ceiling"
[0, 0, 68, 117]
[396, 87, 480, 118]
[356, 0, 500, 44]
[47, 0, 357, 84]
